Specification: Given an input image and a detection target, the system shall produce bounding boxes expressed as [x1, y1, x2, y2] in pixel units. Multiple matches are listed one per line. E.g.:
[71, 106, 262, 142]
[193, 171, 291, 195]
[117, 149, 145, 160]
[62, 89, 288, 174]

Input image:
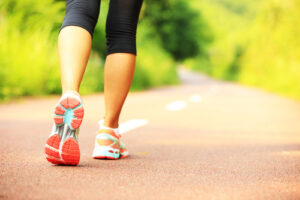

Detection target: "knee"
[106, 23, 138, 55]
[60, 0, 100, 37]
[105, 0, 143, 55]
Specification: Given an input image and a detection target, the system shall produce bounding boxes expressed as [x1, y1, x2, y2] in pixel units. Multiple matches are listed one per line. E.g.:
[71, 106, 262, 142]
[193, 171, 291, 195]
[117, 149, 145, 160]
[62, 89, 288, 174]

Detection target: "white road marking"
[166, 101, 187, 111]
[189, 94, 202, 103]
[119, 119, 148, 134]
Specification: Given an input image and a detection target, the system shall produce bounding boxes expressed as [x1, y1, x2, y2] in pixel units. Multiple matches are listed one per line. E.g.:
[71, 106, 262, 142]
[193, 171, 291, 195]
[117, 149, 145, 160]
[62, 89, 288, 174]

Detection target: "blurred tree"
[92, 25, 107, 57]
[1, 0, 64, 33]
[91, 0, 108, 57]
[143, 0, 212, 61]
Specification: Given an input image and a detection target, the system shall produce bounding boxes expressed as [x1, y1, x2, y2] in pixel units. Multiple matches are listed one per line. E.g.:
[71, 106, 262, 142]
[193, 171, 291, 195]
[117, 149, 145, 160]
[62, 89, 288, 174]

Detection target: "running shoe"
[44, 91, 84, 165]
[92, 119, 128, 159]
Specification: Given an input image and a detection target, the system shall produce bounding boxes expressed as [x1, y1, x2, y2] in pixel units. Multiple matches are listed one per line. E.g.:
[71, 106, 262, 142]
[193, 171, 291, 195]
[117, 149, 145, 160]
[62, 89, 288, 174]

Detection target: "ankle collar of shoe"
[60, 90, 81, 101]
[98, 119, 121, 138]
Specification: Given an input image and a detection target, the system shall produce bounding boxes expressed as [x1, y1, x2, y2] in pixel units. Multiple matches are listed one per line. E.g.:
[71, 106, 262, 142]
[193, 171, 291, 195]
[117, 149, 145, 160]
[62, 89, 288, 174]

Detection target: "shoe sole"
[92, 146, 120, 160]
[120, 150, 129, 159]
[45, 96, 84, 166]
[92, 146, 129, 160]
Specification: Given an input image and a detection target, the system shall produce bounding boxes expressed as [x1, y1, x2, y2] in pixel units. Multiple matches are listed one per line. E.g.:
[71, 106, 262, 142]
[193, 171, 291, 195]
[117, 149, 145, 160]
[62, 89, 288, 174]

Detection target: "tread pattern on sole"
[46, 95, 84, 166]
[45, 135, 80, 165]
[61, 138, 80, 165]
[54, 97, 84, 130]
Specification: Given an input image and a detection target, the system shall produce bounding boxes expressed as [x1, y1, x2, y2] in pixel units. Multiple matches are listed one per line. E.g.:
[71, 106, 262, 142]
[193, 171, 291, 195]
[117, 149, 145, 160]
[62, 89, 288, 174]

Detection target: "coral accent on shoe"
[54, 116, 63, 125]
[97, 129, 120, 139]
[55, 105, 65, 115]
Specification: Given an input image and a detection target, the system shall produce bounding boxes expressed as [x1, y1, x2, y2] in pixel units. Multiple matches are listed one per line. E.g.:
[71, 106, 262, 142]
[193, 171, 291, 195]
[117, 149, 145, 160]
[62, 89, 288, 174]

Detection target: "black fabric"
[60, 0, 143, 55]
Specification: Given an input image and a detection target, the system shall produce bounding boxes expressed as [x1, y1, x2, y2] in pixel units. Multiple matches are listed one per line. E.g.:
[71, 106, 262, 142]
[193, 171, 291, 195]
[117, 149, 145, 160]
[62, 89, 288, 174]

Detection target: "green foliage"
[144, 0, 212, 61]
[239, 0, 300, 99]
[91, 0, 108, 57]
[186, 0, 300, 100]
[2, 0, 299, 102]
[131, 20, 180, 91]
[185, 0, 259, 80]
[0, 0, 64, 101]
[184, 56, 212, 75]
[0, 0, 181, 102]
[0, 0, 107, 101]
[224, 45, 244, 81]
[80, 54, 105, 94]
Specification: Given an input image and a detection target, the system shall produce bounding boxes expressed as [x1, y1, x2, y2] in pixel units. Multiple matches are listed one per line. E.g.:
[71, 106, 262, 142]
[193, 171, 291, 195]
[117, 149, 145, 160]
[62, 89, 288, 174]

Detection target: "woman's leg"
[103, 53, 136, 128]
[59, 0, 100, 93]
[58, 26, 92, 93]
[45, 0, 101, 166]
[103, 0, 143, 128]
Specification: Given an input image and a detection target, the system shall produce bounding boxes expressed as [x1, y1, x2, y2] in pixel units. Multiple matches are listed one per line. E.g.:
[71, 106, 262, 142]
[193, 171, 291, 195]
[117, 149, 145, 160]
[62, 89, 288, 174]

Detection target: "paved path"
[1, 68, 300, 200]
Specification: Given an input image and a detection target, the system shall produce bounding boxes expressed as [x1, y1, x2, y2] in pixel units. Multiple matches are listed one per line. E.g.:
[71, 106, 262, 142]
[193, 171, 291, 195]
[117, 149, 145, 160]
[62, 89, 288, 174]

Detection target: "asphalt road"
[0, 67, 300, 200]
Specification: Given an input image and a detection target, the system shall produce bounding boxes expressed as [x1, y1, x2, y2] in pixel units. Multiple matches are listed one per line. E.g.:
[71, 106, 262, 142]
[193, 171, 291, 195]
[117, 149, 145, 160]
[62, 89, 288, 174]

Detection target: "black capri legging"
[60, 0, 143, 55]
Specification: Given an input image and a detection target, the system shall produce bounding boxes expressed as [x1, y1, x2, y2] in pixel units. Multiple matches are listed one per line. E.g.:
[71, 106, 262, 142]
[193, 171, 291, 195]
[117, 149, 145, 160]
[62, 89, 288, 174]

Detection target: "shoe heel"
[61, 138, 80, 165]
[45, 134, 62, 165]
[93, 146, 120, 160]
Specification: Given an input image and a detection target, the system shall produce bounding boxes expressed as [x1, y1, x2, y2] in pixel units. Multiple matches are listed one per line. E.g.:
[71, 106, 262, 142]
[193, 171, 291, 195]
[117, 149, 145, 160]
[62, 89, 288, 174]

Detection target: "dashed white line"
[166, 101, 187, 111]
[119, 119, 148, 134]
[189, 94, 202, 103]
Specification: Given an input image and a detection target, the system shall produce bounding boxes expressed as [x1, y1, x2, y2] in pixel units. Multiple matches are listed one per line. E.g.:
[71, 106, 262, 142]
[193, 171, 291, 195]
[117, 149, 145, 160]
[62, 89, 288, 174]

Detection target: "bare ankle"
[103, 117, 119, 128]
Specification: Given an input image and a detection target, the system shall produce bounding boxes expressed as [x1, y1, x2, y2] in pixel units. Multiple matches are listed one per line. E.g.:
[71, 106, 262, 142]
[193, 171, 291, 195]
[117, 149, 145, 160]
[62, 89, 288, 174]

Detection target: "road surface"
[0, 68, 300, 199]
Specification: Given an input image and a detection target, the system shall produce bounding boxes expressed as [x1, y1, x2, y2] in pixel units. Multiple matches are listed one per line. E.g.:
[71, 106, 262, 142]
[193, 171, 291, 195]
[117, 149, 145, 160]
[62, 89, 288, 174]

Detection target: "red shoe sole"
[45, 134, 80, 166]
[120, 155, 129, 159]
[93, 156, 119, 160]
[54, 96, 84, 130]
[93, 154, 128, 160]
